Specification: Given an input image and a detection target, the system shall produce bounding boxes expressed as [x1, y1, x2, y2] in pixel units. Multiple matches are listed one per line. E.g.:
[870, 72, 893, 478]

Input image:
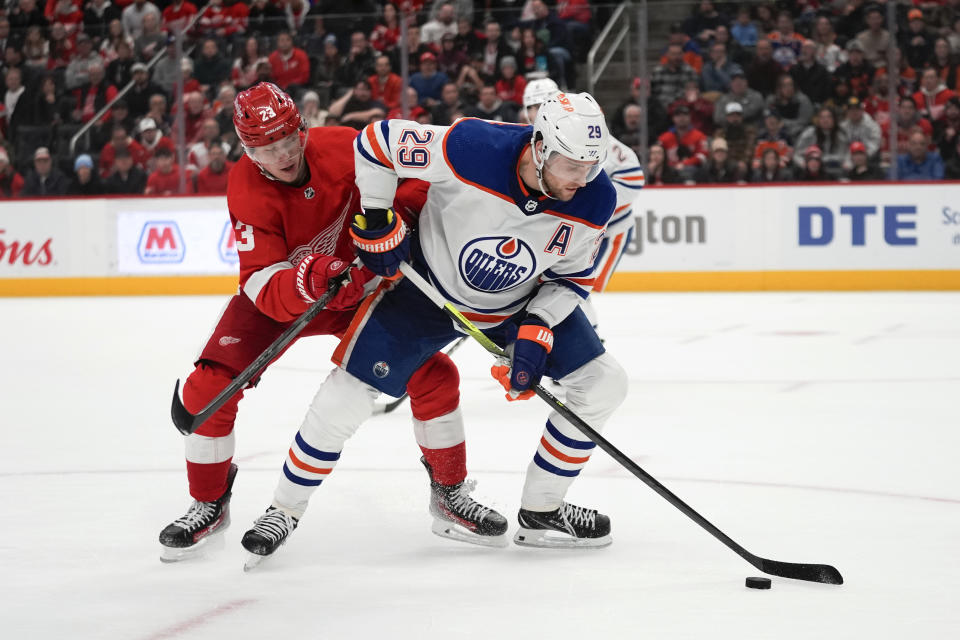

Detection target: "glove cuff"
[517, 323, 554, 353]
[295, 253, 319, 303]
[351, 215, 407, 253]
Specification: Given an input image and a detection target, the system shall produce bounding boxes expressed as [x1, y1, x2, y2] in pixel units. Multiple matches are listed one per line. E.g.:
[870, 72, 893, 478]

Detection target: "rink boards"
[1, 182, 958, 296]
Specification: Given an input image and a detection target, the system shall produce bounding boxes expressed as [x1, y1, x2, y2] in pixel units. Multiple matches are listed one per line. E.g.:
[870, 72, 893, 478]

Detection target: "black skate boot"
[514, 502, 612, 548]
[240, 506, 299, 571]
[422, 457, 508, 548]
[159, 463, 238, 562]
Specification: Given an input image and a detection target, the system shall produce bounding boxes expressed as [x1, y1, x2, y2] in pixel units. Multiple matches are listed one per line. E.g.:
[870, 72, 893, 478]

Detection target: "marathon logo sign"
[137, 221, 185, 263]
[459, 236, 536, 292]
[219, 220, 239, 263]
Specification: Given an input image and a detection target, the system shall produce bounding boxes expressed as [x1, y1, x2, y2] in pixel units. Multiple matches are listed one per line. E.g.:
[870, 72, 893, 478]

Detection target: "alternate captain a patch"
[458, 236, 537, 293]
[544, 222, 574, 256]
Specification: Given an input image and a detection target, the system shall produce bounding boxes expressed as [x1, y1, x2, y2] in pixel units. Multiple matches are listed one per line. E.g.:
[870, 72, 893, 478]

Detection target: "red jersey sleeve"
[228, 161, 309, 322]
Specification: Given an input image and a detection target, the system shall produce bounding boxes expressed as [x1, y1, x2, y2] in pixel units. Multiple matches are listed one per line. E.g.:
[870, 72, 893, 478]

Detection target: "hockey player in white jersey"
[522, 78, 645, 330]
[244, 92, 628, 554]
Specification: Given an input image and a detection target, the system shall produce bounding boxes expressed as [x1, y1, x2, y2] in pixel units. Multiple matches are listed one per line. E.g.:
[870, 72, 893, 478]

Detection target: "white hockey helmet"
[522, 77, 560, 123]
[532, 92, 609, 195]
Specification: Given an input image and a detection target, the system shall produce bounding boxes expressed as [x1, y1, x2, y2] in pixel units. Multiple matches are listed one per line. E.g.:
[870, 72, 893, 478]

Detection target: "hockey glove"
[490, 316, 553, 402]
[350, 207, 409, 279]
[295, 254, 374, 311]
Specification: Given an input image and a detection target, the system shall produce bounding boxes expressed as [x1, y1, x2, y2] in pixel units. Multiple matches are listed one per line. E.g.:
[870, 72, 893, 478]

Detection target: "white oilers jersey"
[355, 118, 617, 328]
[603, 135, 644, 236]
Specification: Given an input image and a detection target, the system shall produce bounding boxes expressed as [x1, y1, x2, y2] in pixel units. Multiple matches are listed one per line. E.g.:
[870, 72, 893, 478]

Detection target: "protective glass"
[543, 150, 601, 184]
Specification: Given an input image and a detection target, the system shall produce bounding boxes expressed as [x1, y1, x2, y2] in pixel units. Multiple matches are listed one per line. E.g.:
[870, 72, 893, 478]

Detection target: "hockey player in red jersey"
[159, 83, 506, 564]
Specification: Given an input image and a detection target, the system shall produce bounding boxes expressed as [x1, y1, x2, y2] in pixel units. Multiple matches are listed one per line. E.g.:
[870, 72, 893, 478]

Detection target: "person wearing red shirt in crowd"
[913, 67, 957, 122]
[370, 1, 401, 52]
[193, 142, 232, 194]
[177, 90, 212, 144]
[196, 0, 242, 39]
[162, 0, 197, 32]
[668, 80, 715, 136]
[268, 30, 310, 92]
[156, 82, 479, 565]
[368, 54, 402, 110]
[145, 146, 191, 194]
[0, 148, 24, 198]
[881, 96, 934, 156]
[73, 62, 118, 124]
[494, 56, 526, 106]
[137, 116, 175, 171]
[47, 0, 84, 36]
[99, 123, 148, 177]
[657, 104, 708, 176]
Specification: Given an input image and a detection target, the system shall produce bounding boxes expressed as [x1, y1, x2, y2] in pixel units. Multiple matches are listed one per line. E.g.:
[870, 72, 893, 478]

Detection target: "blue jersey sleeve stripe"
[609, 167, 644, 177]
[355, 135, 388, 169]
[379, 120, 391, 153]
[613, 180, 645, 190]
[544, 265, 595, 279]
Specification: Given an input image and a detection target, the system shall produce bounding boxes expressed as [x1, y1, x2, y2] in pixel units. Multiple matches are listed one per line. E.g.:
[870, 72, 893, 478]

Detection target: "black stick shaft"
[170, 276, 346, 436]
[397, 263, 842, 585]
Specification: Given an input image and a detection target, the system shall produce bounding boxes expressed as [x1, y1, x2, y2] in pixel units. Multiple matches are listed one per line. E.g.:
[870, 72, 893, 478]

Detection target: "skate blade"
[513, 527, 612, 549]
[243, 551, 271, 572]
[159, 529, 226, 563]
[431, 518, 508, 548]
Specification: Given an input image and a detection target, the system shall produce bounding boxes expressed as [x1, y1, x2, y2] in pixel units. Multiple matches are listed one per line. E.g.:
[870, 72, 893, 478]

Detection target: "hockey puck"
[745, 577, 772, 589]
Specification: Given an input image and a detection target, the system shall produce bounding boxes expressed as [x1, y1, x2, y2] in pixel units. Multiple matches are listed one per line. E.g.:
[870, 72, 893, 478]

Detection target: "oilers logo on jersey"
[459, 236, 536, 293]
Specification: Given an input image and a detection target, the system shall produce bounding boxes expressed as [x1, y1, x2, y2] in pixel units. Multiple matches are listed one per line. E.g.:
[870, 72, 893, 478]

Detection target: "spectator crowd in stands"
[0, 0, 954, 198]
[610, 0, 956, 185]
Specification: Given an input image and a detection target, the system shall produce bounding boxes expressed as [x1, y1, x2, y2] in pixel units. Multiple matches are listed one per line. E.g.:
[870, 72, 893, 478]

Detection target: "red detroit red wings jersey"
[227, 126, 361, 322]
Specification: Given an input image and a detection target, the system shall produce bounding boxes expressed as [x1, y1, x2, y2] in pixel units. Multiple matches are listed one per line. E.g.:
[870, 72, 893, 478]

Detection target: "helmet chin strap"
[532, 143, 559, 200]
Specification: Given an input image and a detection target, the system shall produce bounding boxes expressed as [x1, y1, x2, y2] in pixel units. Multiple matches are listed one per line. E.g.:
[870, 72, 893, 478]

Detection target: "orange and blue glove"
[349, 207, 409, 279]
[490, 316, 554, 401]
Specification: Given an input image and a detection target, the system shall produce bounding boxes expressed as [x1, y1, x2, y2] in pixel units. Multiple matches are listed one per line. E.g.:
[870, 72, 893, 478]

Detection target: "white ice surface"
[1, 292, 958, 639]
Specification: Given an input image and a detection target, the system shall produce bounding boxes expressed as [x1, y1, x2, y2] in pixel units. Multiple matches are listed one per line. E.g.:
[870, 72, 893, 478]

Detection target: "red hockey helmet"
[233, 82, 304, 148]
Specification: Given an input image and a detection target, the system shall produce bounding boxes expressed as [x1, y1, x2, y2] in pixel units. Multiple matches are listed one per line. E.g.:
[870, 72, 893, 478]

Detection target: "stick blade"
[758, 558, 844, 584]
[170, 379, 200, 436]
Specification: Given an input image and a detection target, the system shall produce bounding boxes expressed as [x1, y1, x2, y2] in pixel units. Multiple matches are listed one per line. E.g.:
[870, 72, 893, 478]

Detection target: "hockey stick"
[372, 336, 468, 415]
[170, 273, 350, 436]
[398, 262, 843, 585]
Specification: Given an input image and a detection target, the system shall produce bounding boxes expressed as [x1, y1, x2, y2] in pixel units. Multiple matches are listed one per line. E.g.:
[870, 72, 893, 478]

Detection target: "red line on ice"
[141, 599, 256, 640]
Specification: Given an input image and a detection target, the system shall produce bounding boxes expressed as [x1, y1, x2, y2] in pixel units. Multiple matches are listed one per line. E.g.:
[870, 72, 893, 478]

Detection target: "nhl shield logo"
[524, 199, 538, 212]
[304, 187, 315, 199]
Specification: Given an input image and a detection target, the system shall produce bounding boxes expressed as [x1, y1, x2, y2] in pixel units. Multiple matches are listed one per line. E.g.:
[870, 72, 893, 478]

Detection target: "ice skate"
[241, 506, 299, 571]
[514, 502, 611, 549]
[422, 457, 508, 548]
[159, 464, 238, 562]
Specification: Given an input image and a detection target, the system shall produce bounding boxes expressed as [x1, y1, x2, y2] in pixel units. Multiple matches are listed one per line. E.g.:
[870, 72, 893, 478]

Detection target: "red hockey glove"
[295, 254, 374, 311]
[349, 207, 410, 279]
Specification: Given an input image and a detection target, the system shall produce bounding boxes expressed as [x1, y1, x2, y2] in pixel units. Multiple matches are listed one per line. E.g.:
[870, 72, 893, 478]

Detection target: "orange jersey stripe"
[288, 448, 333, 474]
[332, 280, 392, 366]
[461, 310, 512, 323]
[540, 436, 592, 464]
[595, 232, 625, 293]
[365, 125, 395, 170]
